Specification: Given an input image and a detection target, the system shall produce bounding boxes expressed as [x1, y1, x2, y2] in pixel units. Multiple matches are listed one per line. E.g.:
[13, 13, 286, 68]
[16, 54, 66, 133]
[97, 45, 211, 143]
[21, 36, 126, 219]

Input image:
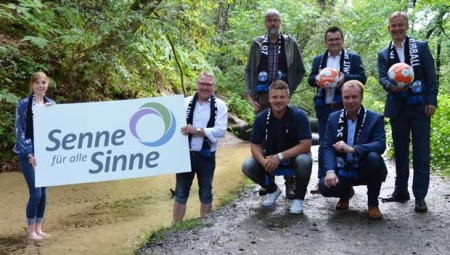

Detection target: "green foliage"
[384, 94, 450, 174]
[363, 76, 387, 114]
[226, 93, 255, 123]
[0, 89, 20, 104]
[0, 102, 16, 162]
[431, 94, 450, 174]
[0, 0, 449, 174]
[21, 35, 49, 49]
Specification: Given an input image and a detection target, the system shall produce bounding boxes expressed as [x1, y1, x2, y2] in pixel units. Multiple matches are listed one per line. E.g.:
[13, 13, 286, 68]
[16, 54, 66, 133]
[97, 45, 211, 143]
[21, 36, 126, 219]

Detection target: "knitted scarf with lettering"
[387, 36, 423, 104]
[257, 34, 287, 88]
[335, 106, 366, 179]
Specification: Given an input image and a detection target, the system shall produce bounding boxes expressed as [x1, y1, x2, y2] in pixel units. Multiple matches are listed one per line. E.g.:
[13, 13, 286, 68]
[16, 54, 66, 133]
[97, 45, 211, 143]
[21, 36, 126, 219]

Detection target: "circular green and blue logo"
[129, 102, 176, 147]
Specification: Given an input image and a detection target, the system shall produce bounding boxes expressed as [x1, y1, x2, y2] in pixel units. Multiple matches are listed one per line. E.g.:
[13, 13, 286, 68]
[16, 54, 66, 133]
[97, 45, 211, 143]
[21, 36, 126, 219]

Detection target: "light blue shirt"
[346, 118, 357, 162]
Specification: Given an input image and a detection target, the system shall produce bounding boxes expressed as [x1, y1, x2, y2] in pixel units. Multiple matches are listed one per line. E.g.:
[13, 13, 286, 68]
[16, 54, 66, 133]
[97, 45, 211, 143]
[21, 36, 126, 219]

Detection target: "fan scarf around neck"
[314, 49, 351, 106]
[335, 106, 366, 180]
[387, 36, 423, 105]
[256, 33, 287, 91]
[263, 106, 296, 168]
[186, 92, 217, 157]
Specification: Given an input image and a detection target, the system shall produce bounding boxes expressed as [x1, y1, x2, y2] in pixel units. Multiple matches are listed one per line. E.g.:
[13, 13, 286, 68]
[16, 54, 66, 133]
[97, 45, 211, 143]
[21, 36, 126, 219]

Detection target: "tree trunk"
[166, 35, 186, 96]
[436, 42, 441, 86]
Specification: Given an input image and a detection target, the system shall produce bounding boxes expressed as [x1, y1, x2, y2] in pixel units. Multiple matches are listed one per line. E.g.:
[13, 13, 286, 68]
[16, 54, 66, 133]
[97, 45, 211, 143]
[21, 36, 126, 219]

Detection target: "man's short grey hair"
[198, 71, 216, 84]
[265, 9, 281, 21]
[389, 11, 409, 24]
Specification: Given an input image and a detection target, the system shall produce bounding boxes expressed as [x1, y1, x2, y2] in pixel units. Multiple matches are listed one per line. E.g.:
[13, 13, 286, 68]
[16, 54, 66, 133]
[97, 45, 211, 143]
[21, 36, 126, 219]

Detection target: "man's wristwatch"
[277, 152, 284, 161]
[196, 128, 201, 135]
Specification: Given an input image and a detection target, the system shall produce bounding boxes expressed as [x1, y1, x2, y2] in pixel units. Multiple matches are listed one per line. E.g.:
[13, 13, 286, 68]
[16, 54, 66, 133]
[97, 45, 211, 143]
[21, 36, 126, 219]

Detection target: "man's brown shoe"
[336, 199, 349, 210]
[368, 206, 383, 220]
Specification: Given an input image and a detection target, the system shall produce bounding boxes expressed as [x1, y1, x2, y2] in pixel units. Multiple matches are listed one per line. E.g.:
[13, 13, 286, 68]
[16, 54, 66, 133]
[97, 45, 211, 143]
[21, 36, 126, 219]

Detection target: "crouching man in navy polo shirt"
[242, 80, 312, 214]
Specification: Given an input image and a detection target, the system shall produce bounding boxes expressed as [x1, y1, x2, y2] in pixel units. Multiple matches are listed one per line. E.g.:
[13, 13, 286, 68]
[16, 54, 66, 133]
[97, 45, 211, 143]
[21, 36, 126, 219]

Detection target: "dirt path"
[138, 146, 450, 255]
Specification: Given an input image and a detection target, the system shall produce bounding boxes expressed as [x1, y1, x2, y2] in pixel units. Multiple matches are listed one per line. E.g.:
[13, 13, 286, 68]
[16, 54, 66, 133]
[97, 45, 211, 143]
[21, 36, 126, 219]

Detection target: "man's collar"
[197, 96, 212, 104]
[394, 39, 405, 49]
[328, 50, 342, 58]
[346, 106, 362, 121]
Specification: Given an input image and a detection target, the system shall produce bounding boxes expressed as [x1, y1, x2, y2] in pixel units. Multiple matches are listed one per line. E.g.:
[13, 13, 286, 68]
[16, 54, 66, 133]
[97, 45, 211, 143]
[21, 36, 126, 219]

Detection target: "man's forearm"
[277, 140, 312, 159]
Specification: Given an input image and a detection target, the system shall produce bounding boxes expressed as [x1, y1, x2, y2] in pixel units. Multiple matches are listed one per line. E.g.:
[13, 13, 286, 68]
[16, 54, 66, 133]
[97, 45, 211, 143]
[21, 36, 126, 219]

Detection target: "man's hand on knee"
[325, 170, 339, 188]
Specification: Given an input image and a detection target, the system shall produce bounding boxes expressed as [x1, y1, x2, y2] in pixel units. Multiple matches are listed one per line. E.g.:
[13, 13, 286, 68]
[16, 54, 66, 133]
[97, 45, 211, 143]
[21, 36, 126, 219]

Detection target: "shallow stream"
[0, 143, 250, 254]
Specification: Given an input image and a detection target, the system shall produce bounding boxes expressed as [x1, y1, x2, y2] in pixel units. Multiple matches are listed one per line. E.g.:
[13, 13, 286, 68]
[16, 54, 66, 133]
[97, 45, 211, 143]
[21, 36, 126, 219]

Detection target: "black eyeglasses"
[198, 82, 214, 88]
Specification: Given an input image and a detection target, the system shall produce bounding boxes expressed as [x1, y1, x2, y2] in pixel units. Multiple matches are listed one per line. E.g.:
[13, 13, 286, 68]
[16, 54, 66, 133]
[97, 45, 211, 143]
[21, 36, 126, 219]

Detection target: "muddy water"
[0, 143, 250, 255]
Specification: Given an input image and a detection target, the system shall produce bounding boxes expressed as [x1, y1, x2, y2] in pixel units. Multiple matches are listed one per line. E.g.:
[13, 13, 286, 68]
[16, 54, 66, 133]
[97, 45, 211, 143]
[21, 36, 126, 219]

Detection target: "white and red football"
[388, 63, 415, 87]
[316, 67, 342, 89]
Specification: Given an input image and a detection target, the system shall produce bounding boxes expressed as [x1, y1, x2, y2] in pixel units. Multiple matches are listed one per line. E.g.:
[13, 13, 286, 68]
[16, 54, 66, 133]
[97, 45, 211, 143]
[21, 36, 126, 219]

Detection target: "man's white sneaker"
[290, 199, 303, 214]
[262, 188, 282, 206]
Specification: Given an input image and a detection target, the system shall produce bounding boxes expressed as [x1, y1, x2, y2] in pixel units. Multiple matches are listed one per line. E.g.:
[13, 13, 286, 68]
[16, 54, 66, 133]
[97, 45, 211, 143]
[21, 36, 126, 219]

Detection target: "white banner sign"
[34, 95, 190, 187]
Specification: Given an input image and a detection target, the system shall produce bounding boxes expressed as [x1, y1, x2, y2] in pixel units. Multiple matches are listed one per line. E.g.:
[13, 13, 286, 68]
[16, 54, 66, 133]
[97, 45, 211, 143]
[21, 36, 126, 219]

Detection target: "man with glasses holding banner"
[172, 71, 228, 223]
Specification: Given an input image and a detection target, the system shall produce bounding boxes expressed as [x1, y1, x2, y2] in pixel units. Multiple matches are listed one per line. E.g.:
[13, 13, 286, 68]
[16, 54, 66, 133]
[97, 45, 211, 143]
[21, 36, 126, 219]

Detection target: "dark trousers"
[242, 153, 312, 200]
[319, 152, 387, 207]
[391, 106, 431, 199]
[317, 106, 342, 178]
[255, 92, 270, 113]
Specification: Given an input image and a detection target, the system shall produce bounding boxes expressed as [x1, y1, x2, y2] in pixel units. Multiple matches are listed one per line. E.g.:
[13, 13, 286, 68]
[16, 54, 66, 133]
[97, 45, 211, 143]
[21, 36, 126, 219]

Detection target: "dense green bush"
[226, 93, 255, 124]
[384, 94, 450, 174]
[0, 101, 16, 162]
[0, 0, 449, 175]
[431, 94, 450, 174]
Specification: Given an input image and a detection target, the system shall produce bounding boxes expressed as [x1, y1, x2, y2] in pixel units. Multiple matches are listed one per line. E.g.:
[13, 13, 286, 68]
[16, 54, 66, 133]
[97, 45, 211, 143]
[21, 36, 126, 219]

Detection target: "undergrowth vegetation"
[0, 0, 449, 172]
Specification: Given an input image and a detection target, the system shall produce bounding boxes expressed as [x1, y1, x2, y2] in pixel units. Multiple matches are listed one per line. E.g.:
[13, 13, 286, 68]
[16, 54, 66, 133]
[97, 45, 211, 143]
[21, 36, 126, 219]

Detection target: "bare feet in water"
[27, 233, 44, 240]
[37, 231, 51, 238]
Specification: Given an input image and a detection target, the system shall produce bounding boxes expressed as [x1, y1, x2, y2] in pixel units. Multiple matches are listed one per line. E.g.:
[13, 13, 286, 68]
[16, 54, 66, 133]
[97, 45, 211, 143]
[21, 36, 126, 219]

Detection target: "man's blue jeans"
[174, 152, 216, 205]
[19, 154, 47, 225]
[242, 153, 312, 200]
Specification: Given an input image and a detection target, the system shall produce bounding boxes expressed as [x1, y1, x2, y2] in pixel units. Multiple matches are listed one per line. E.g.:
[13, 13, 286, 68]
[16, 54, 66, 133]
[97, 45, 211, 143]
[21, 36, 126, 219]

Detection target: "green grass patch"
[132, 218, 201, 254]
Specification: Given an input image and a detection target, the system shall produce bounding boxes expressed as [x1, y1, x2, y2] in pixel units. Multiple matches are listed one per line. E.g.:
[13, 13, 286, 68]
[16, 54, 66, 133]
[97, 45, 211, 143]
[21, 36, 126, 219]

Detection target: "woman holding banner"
[14, 71, 55, 240]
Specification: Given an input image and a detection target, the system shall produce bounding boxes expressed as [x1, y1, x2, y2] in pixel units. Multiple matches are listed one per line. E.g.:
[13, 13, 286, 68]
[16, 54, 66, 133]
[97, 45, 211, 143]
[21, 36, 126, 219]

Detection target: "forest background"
[0, 0, 449, 174]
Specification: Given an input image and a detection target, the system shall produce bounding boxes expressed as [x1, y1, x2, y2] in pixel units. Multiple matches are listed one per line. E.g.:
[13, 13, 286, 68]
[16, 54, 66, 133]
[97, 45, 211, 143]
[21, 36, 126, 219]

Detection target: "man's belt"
[189, 150, 216, 157]
[323, 103, 344, 110]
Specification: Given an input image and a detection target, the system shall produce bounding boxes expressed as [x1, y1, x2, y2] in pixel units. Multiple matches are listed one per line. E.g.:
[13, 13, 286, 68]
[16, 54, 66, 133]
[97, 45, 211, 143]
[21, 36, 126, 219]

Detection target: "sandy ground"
[138, 146, 450, 255]
[0, 133, 249, 255]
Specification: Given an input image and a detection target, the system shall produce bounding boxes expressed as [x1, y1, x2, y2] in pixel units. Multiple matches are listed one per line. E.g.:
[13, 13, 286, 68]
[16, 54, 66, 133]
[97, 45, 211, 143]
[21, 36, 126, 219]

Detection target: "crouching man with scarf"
[173, 71, 228, 223]
[319, 80, 387, 220]
[378, 12, 438, 213]
[242, 80, 312, 214]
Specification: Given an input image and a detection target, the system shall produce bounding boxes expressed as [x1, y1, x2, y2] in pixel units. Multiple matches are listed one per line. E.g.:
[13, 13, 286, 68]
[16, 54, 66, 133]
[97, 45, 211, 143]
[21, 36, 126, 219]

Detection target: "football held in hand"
[316, 67, 342, 89]
[388, 63, 415, 88]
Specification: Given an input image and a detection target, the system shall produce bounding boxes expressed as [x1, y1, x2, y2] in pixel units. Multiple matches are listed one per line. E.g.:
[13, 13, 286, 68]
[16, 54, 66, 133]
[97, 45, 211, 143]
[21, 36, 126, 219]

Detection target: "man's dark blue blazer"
[308, 52, 367, 115]
[322, 109, 386, 173]
[377, 39, 438, 198]
[377, 41, 438, 119]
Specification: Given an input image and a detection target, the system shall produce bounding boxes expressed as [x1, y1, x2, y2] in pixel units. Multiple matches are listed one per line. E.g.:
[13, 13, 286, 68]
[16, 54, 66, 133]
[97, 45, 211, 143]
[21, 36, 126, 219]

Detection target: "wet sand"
[0, 143, 250, 255]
